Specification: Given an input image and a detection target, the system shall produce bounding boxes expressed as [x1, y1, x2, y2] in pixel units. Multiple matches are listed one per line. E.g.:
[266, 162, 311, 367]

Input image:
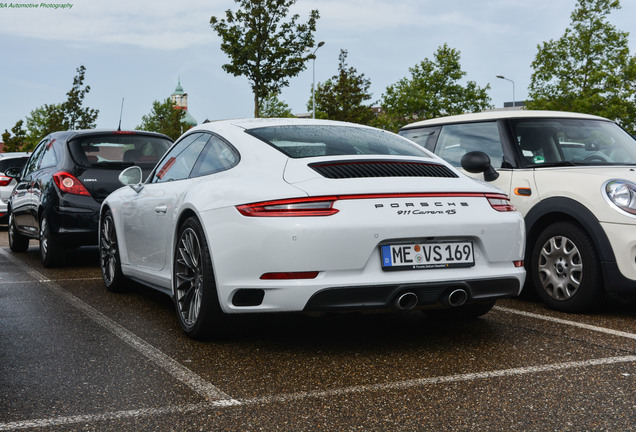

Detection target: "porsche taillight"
[236, 197, 339, 217]
[486, 193, 516, 212]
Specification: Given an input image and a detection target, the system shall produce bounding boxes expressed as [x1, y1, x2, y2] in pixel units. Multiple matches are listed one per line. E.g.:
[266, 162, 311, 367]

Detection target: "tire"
[100, 210, 127, 292]
[39, 215, 62, 268]
[173, 217, 225, 340]
[531, 221, 603, 312]
[8, 212, 29, 252]
[424, 300, 496, 320]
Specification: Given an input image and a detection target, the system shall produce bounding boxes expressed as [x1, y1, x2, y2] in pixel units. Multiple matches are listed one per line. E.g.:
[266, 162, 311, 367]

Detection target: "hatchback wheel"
[531, 222, 603, 312]
[8, 213, 29, 252]
[100, 210, 127, 292]
[173, 217, 224, 339]
[39, 216, 62, 267]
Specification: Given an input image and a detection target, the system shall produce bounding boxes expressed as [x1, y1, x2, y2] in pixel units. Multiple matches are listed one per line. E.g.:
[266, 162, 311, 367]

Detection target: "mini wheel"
[531, 221, 603, 312]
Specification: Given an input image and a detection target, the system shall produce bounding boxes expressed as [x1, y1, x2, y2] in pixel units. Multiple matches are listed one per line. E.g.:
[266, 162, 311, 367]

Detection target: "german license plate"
[381, 241, 474, 271]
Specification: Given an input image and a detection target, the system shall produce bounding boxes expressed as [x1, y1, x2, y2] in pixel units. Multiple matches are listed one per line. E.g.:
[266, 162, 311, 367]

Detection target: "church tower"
[170, 78, 197, 128]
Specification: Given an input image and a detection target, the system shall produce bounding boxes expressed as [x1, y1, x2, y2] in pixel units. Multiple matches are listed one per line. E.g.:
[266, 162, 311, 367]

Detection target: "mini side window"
[435, 122, 504, 168]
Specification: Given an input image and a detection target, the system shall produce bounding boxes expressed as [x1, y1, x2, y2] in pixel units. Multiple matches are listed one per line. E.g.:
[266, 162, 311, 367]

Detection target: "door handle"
[154, 205, 168, 214]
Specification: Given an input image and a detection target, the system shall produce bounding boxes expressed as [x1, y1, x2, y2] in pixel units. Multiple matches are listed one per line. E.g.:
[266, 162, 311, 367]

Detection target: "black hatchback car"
[7, 130, 173, 267]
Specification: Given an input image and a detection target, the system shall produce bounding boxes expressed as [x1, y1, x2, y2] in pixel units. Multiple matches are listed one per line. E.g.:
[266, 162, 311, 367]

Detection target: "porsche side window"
[153, 133, 211, 183]
[191, 136, 239, 178]
[436, 122, 503, 168]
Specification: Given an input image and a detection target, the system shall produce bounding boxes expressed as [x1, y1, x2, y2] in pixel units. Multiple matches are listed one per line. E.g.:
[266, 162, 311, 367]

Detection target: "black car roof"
[46, 129, 172, 142]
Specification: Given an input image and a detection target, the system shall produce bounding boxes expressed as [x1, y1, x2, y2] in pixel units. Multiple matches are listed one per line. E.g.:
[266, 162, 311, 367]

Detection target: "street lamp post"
[496, 74, 515, 108]
[311, 41, 325, 119]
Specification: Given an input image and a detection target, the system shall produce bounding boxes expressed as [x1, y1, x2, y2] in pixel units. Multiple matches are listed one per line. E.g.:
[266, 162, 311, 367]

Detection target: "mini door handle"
[154, 205, 168, 214]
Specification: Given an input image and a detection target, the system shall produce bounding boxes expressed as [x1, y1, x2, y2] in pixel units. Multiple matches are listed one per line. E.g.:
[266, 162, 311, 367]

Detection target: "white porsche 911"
[99, 118, 525, 339]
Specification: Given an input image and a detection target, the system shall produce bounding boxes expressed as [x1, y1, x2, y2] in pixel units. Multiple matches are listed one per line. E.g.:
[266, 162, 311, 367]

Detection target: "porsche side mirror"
[461, 151, 499, 182]
[118, 166, 144, 192]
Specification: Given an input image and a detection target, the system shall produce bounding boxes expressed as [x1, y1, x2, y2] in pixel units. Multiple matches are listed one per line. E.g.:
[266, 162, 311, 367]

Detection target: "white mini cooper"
[401, 110, 636, 312]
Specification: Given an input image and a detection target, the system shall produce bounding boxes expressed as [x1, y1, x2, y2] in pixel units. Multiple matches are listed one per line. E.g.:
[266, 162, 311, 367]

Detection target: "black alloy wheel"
[100, 210, 127, 292]
[531, 221, 603, 312]
[39, 216, 61, 268]
[8, 212, 29, 252]
[173, 217, 224, 339]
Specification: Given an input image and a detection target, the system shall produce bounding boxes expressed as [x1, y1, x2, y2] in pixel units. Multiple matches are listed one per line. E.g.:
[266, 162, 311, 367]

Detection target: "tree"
[375, 44, 492, 132]
[527, 0, 636, 133]
[137, 98, 188, 140]
[310, 49, 375, 125]
[259, 93, 295, 118]
[25, 103, 66, 148]
[2, 65, 99, 151]
[210, 0, 319, 118]
[1, 120, 28, 152]
[62, 65, 99, 130]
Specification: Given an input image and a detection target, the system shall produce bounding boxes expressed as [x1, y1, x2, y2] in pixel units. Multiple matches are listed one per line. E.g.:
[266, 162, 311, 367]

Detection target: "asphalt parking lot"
[0, 227, 634, 431]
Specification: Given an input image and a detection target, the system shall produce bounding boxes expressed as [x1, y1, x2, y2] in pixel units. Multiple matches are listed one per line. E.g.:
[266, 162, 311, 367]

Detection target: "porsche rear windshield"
[68, 134, 172, 167]
[246, 125, 431, 158]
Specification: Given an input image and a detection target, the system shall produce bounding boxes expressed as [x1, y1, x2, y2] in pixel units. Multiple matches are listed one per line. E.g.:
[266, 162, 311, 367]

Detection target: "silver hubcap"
[538, 235, 582, 301]
[8, 214, 15, 244]
[40, 218, 49, 258]
[100, 216, 117, 283]
[175, 228, 203, 327]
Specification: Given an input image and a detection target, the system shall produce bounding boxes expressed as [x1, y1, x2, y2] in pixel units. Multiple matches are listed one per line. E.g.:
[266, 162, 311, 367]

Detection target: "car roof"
[0, 152, 31, 159]
[401, 110, 610, 130]
[188, 118, 381, 135]
[46, 129, 173, 141]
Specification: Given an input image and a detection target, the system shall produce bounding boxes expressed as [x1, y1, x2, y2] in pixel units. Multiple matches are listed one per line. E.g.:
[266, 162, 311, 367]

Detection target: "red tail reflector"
[53, 172, 90, 196]
[260, 271, 319, 280]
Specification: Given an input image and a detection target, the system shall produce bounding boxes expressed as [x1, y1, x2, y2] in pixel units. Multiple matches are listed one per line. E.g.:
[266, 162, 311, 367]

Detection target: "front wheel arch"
[524, 197, 615, 266]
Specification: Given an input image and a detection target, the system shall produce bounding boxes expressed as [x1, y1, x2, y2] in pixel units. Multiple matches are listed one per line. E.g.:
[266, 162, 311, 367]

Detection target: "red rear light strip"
[237, 193, 514, 217]
[260, 271, 319, 280]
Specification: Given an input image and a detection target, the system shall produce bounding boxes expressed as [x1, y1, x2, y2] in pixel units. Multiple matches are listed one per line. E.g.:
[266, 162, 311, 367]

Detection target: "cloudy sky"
[1, 0, 635, 132]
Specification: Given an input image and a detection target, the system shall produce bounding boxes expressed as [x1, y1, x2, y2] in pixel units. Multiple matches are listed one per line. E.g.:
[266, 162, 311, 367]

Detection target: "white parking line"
[0, 277, 103, 284]
[2, 354, 635, 430]
[2, 247, 635, 431]
[0, 248, 236, 404]
[494, 305, 636, 340]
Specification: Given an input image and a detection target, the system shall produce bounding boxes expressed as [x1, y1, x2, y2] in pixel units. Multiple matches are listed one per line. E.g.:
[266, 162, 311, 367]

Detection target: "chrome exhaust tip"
[395, 292, 419, 311]
[447, 289, 468, 307]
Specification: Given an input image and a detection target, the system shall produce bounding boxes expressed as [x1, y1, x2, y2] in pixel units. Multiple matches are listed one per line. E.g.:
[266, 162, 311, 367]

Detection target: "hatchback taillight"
[0, 175, 12, 187]
[53, 172, 91, 196]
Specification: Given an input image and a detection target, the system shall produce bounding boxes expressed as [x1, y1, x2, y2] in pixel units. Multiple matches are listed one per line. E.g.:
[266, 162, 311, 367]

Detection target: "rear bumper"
[303, 277, 521, 311]
[49, 204, 99, 246]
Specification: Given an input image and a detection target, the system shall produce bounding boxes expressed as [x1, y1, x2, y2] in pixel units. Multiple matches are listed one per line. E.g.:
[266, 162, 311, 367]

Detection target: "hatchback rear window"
[0, 157, 30, 173]
[68, 134, 172, 167]
[246, 125, 430, 158]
